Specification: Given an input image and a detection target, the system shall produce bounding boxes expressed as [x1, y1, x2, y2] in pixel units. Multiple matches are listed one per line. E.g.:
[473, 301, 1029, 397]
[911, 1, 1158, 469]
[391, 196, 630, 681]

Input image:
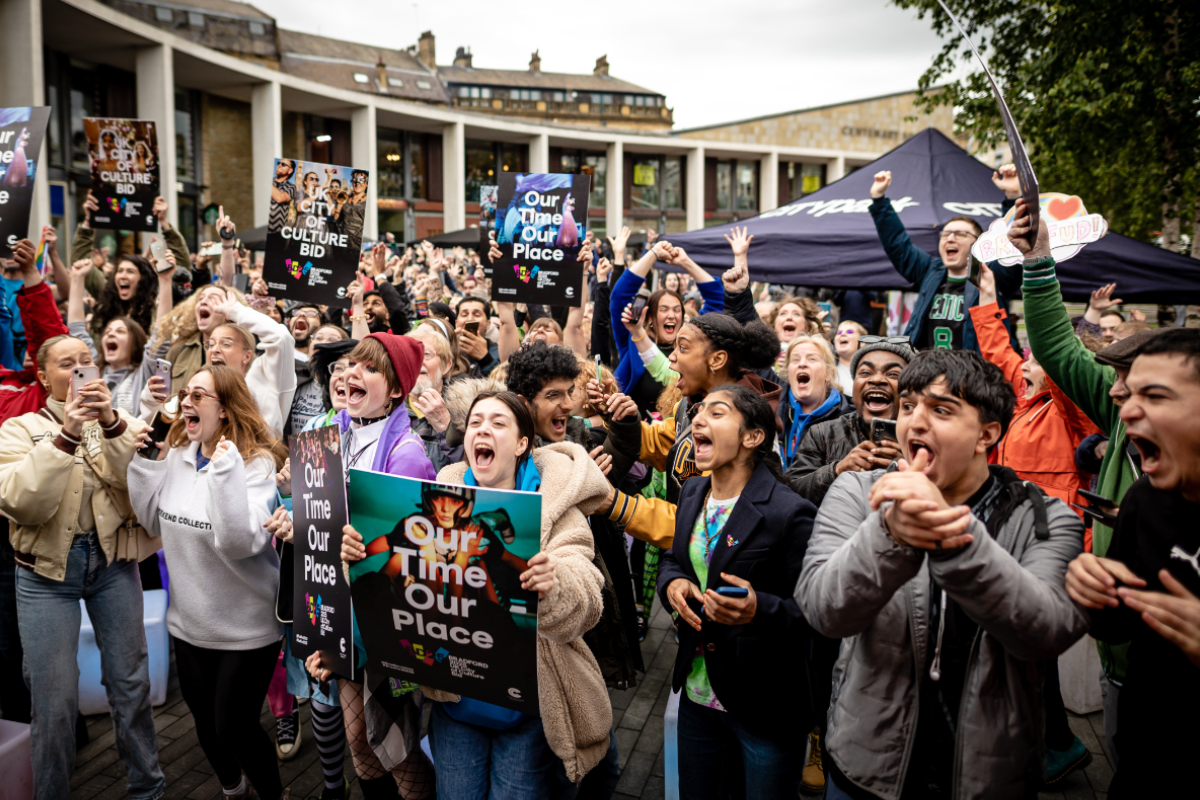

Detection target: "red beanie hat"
[364, 332, 423, 399]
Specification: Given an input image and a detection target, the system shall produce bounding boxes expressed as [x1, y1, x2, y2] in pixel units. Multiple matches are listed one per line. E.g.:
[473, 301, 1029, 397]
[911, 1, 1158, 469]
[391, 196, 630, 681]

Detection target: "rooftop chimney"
[417, 31, 436, 69]
[594, 55, 609, 77]
[376, 57, 388, 91]
[529, 50, 541, 74]
[453, 46, 473, 68]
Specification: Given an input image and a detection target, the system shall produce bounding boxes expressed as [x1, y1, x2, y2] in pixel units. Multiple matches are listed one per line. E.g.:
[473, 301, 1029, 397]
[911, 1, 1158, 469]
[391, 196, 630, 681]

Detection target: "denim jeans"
[16, 534, 165, 800]
[677, 694, 803, 800]
[576, 728, 619, 800]
[429, 701, 578, 800]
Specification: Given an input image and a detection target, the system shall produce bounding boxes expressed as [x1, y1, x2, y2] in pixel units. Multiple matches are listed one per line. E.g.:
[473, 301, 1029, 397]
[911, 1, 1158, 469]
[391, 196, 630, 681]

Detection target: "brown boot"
[800, 729, 825, 794]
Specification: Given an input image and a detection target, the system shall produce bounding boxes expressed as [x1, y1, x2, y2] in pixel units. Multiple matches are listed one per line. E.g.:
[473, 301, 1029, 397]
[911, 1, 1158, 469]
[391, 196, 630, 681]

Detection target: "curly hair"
[766, 296, 824, 336]
[686, 313, 780, 377]
[153, 283, 247, 348]
[505, 340, 581, 401]
[92, 255, 157, 338]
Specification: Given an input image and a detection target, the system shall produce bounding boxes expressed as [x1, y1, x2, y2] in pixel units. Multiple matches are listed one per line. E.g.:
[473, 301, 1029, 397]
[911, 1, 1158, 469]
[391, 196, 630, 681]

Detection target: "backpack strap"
[1021, 482, 1051, 541]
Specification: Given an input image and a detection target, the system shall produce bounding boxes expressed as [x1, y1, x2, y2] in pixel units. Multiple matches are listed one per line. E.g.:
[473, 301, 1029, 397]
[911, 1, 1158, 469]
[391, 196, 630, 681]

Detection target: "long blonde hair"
[154, 284, 248, 348]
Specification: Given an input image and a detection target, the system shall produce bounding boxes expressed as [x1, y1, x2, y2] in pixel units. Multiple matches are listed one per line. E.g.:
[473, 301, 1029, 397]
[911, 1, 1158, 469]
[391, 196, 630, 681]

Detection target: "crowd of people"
[0, 161, 1197, 800]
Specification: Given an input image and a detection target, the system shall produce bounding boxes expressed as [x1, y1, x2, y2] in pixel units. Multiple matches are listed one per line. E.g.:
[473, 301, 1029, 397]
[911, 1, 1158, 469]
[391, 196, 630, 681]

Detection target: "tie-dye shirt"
[685, 494, 739, 711]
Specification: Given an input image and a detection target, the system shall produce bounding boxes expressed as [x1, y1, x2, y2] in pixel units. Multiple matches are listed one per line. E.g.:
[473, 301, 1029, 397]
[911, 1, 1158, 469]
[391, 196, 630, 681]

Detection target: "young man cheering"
[1065, 328, 1200, 798]
[796, 350, 1088, 800]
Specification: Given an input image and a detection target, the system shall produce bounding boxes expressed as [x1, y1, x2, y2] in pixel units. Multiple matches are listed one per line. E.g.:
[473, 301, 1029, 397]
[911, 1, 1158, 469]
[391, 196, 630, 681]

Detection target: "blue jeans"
[16, 534, 164, 800]
[429, 701, 578, 800]
[677, 694, 803, 800]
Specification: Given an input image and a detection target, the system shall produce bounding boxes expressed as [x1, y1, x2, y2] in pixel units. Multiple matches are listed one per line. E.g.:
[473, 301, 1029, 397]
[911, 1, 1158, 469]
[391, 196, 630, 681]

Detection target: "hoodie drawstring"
[930, 588, 946, 682]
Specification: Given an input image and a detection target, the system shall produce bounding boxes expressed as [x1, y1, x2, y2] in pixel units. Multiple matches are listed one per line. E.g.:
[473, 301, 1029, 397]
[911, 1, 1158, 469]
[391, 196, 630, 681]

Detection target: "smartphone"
[138, 411, 173, 459]
[154, 359, 172, 389]
[70, 365, 101, 416]
[201, 242, 223, 257]
[232, 272, 250, 294]
[1077, 488, 1117, 512]
[464, 321, 480, 336]
[968, 255, 983, 287]
[595, 354, 603, 386]
[870, 418, 898, 445]
[818, 301, 833, 315]
[148, 237, 171, 273]
[629, 295, 648, 321]
[716, 586, 749, 598]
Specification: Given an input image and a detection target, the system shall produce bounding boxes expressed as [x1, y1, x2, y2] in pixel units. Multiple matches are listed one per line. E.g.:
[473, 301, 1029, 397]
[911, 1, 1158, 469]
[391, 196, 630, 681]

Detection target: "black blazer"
[657, 461, 817, 734]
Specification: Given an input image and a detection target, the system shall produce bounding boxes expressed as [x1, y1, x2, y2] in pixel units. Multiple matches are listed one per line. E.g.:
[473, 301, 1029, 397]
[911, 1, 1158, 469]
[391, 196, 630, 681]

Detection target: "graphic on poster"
[263, 158, 369, 308]
[479, 184, 497, 278]
[348, 470, 541, 714]
[972, 192, 1107, 267]
[0, 107, 51, 256]
[491, 172, 591, 307]
[291, 426, 354, 678]
[85, 118, 159, 232]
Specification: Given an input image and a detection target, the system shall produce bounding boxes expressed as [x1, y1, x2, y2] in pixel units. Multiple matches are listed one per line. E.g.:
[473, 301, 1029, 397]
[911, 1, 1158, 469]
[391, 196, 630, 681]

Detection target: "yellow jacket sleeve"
[606, 489, 676, 550]
[638, 405, 678, 474]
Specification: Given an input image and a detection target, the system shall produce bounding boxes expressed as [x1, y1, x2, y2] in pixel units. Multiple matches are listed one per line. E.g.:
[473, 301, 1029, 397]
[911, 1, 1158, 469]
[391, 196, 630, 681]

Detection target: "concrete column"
[686, 146, 705, 231]
[136, 44, 177, 229]
[0, 0, 48, 241]
[828, 155, 846, 184]
[250, 80, 282, 228]
[605, 140, 623, 234]
[442, 120, 465, 232]
[528, 132, 549, 173]
[759, 150, 779, 214]
[351, 104, 377, 240]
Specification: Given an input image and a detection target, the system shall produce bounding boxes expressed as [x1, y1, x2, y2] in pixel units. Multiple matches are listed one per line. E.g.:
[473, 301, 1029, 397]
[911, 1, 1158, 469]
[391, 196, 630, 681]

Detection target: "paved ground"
[68, 602, 1112, 799]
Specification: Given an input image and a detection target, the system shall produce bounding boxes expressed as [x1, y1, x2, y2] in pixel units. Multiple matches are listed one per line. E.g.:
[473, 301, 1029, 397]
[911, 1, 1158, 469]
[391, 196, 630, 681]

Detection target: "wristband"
[349, 313, 368, 322]
[630, 331, 648, 343]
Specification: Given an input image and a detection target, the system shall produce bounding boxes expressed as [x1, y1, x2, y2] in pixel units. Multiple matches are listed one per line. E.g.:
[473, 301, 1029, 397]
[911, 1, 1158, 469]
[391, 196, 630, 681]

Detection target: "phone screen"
[630, 296, 648, 320]
[232, 273, 250, 294]
[870, 418, 898, 445]
[464, 321, 480, 336]
[139, 412, 173, 459]
[968, 255, 983, 287]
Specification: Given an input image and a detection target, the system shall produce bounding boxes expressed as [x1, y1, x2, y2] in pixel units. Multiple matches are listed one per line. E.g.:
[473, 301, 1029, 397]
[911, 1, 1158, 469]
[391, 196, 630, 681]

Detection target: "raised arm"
[215, 206, 236, 288]
[866, 171, 935, 285]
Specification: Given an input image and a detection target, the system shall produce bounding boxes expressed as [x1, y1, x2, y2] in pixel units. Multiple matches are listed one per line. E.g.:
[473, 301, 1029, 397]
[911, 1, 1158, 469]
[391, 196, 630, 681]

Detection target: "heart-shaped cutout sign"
[1046, 195, 1082, 221]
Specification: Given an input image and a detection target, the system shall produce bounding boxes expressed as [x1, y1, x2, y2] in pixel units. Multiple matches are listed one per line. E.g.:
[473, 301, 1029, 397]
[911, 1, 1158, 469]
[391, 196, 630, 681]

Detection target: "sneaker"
[275, 708, 301, 760]
[1044, 736, 1092, 786]
[800, 730, 825, 794]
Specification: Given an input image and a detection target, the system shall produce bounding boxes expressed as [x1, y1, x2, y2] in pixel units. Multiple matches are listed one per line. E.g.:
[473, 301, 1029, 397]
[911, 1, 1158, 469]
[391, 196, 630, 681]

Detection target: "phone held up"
[870, 417, 898, 446]
[464, 321, 481, 336]
[138, 411, 173, 460]
[629, 295, 648, 322]
[70, 365, 101, 418]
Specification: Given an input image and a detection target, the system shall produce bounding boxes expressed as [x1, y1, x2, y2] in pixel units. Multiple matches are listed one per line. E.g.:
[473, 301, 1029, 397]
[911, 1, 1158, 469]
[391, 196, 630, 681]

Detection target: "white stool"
[0, 719, 32, 800]
[1058, 635, 1104, 714]
[77, 589, 169, 715]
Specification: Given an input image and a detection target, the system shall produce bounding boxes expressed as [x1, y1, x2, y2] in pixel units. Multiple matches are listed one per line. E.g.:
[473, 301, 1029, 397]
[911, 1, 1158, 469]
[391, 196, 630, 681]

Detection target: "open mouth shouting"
[182, 409, 201, 437]
[472, 441, 495, 471]
[780, 320, 798, 339]
[660, 318, 678, 339]
[943, 241, 961, 260]
[862, 387, 894, 417]
[550, 415, 567, 437]
[907, 438, 936, 472]
[345, 379, 368, 409]
[116, 278, 134, 300]
[1127, 432, 1162, 475]
[692, 430, 713, 466]
[333, 381, 347, 404]
[103, 337, 120, 361]
[196, 305, 213, 329]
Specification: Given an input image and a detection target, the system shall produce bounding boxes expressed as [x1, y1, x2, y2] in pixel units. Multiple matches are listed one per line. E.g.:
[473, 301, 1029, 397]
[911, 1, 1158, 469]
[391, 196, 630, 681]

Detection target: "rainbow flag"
[34, 236, 47, 276]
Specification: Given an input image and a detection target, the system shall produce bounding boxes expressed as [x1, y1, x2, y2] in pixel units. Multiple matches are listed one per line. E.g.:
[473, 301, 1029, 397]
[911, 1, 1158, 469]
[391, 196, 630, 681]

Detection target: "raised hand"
[607, 225, 631, 262]
[210, 435, 233, 463]
[596, 256, 613, 285]
[1088, 283, 1122, 312]
[1006, 197, 1050, 260]
[722, 262, 749, 294]
[724, 225, 754, 258]
[870, 170, 892, 199]
[868, 449, 974, 551]
[991, 163, 1020, 199]
[414, 389, 451, 433]
[977, 261, 997, 306]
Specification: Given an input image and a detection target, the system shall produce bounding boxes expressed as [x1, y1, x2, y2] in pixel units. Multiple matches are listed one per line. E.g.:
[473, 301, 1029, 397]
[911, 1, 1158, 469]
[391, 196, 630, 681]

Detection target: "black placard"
[85, 117, 159, 233]
[0, 107, 51, 256]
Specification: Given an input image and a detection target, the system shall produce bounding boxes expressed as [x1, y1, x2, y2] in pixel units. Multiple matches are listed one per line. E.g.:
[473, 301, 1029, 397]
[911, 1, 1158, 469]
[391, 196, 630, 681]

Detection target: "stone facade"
[680, 90, 961, 152]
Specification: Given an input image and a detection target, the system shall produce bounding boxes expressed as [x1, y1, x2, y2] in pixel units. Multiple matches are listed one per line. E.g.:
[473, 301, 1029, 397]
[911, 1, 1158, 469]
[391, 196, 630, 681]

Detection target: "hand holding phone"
[464, 321, 480, 336]
[870, 417, 898, 445]
[149, 237, 171, 273]
[70, 365, 102, 420]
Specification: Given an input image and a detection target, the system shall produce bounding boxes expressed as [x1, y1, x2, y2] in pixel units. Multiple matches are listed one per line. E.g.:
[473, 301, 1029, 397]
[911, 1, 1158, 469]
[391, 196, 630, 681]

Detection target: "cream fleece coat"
[426, 442, 613, 782]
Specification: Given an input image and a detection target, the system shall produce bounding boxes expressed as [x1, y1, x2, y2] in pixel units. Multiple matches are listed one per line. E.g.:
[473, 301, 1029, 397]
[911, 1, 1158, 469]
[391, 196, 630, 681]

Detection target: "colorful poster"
[492, 172, 591, 307]
[85, 117, 159, 232]
[0, 107, 51, 256]
[263, 158, 369, 308]
[972, 192, 1107, 267]
[479, 184, 497, 279]
[290, 426, 354, 679]
[348, 470, 542, 714]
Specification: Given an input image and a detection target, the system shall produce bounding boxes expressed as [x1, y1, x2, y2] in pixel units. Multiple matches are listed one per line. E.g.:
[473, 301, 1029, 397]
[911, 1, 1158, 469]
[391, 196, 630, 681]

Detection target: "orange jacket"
[971, 303, 1100, 547]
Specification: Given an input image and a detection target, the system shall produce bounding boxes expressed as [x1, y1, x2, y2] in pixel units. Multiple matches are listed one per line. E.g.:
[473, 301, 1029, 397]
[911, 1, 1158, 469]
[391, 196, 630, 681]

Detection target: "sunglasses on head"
[858, 336, 912, 347]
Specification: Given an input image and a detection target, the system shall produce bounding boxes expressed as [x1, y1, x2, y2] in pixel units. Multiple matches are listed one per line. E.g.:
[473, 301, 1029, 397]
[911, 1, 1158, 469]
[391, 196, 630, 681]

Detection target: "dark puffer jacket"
[784, 412, 871, 507]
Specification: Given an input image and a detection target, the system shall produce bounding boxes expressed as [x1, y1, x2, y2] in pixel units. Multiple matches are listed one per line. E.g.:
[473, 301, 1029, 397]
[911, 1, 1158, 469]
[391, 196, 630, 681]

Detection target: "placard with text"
[290, 426, 354, 679]
[348, 470, 541, 714]
[263, 158, 369, 308]
[85, 118, 159, 232]
[0, 107, 51, 256]
[491, 172, 590, 307]
[479, 184, 497, 279]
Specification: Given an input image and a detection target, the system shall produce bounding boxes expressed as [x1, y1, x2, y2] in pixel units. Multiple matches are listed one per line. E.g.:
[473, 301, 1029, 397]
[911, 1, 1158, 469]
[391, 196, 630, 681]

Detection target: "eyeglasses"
[291, 309, 321, 321]
[858, 336, 912, 347]
[328, 362, 348, 377]
[938, 230, 978, 241]
[538, 385, 577, 404]
[206, 337, 240, 351]
[178, 388, 217, 405]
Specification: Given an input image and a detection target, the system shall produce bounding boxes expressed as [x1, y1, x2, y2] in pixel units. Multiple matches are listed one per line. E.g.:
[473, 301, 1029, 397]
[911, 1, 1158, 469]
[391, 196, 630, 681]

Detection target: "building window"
[409, 134, 426, 199]
[716, 162, 732, 211]
[249, 21, 266, 36]
[551, 91, 565, 102]
[155, 7, 173, 22]
[464, 140, 496, 203]
[736, 162, 756, 211]
[586, 154, 606, 208]
[662, 156, 682, 209]
[416, 80, 432, 90]
[501, 144, 526, 174]
[377, 128, 404, 198]
[630, 157, 658, 210]
[481, 88, 492, 99]
[388, 77, 403, 88]
[800, 162, 825, 196]
[187, 11, 204, 27]
[353, 73, 369, 84]
[174, 89, 197, 182]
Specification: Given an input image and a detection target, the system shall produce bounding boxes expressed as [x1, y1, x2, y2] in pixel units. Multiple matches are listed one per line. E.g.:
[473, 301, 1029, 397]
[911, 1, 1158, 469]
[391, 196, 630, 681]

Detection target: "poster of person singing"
[263, 158, 369, 308]
[348, 471, 541, 714]
[84, 117, 159, 232]
[0, 106, 50, 257]
[491, 172, 591, 307]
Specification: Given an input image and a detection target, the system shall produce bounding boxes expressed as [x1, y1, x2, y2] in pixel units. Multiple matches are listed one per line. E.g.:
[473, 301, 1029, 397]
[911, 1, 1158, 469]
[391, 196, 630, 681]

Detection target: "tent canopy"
[666, 128, 1200, 303]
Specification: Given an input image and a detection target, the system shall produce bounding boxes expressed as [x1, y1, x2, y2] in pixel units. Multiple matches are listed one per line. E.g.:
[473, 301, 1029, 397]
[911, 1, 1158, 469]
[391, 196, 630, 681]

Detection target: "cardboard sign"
[348, 470, 542, 714]
[972, 193, 1107, 266]
[935, 0, 1039, 239]
[479, 184, 497, 279]
[263, 158, 369, 308]
[290, 426, 354, 679]
[0, 107, 51, 256]
[491, 172, 591, 307]
[85, 118, 159, 233]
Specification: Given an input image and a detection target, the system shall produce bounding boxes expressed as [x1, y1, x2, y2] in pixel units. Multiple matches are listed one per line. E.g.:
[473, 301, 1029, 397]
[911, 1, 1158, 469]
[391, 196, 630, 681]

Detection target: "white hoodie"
[128, 441, 282, 650]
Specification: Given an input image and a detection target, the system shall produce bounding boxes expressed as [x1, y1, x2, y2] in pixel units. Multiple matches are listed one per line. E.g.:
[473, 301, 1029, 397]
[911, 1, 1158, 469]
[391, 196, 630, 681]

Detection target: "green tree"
[896, 0, 1200, 255]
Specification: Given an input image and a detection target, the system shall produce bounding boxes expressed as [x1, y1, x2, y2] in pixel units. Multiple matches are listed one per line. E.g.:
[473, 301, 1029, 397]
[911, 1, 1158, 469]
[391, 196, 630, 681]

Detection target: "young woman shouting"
[659, 385, 817, 799]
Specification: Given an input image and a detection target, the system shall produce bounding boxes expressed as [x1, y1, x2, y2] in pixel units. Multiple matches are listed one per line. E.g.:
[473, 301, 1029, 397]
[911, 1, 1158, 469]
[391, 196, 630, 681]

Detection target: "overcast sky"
[249, 0, 949, 130]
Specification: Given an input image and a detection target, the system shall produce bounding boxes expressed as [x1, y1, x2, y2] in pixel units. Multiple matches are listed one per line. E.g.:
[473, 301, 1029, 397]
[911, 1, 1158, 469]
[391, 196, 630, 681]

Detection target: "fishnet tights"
[339, 680, 436, 799]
